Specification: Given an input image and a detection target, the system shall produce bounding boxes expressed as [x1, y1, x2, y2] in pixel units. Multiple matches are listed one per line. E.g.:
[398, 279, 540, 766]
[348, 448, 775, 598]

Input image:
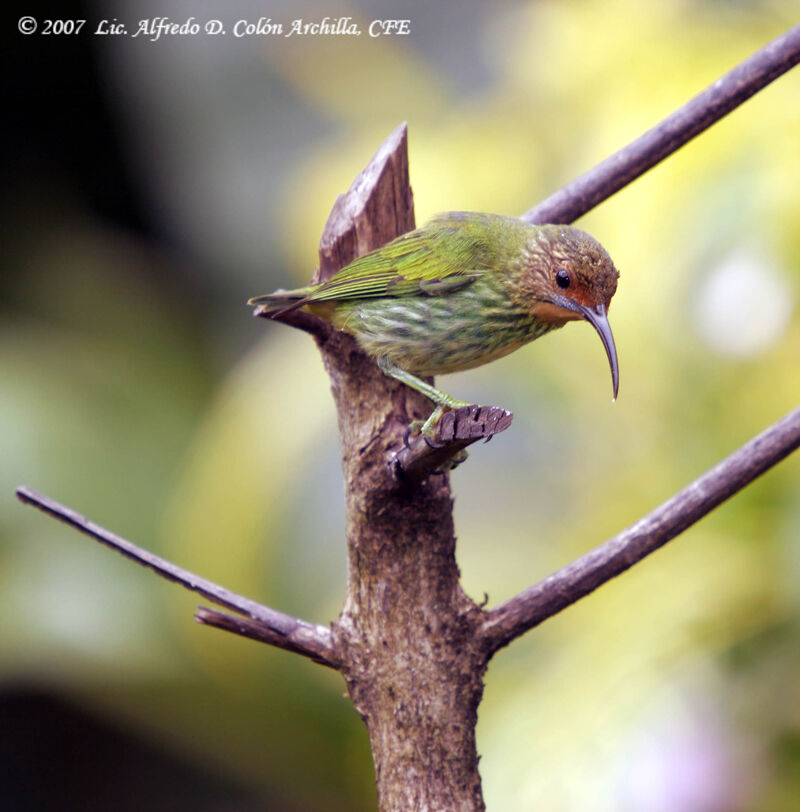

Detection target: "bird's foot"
[405, 402, 459, 442]
[402, 423, 470, 470]
[394, 403, 514, 482]
[420, 398, 472, 437]
[403, 402, 473, 470]
[404, 419, 441, 445]
[419, 404, 447, 439]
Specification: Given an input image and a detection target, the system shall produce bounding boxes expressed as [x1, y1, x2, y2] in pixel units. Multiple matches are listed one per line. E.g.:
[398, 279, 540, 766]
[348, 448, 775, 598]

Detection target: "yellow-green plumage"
[329, 273, 547, 376]
[250, 212, 620, 431]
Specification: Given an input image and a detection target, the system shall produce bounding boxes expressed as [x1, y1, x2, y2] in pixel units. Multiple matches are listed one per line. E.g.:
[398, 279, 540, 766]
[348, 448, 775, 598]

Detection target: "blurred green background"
[2, 1, 799, 809]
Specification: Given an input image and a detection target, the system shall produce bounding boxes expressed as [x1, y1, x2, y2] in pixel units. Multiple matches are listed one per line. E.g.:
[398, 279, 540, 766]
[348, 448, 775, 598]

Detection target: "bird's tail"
[247, 287, 313, 319]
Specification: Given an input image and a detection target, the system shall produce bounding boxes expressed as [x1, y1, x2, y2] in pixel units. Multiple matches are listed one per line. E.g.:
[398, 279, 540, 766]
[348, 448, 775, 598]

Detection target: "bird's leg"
[377, 356, 472, 437]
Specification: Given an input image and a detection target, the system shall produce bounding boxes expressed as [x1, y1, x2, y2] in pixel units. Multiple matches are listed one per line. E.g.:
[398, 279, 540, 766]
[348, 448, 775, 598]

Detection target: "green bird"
[249, 212, 620, 436]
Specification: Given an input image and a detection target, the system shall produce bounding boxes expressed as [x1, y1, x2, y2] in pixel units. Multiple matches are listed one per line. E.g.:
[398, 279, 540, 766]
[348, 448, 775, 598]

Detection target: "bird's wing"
[306, 222, 491, 303]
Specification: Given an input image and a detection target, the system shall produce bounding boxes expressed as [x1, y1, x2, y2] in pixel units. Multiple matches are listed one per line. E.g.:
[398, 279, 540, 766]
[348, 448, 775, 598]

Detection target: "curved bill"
[578, 302, 619, 401]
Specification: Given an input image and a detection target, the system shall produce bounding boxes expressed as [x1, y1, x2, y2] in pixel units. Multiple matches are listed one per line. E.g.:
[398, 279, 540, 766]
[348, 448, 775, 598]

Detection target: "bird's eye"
[556, 268, 571, 289]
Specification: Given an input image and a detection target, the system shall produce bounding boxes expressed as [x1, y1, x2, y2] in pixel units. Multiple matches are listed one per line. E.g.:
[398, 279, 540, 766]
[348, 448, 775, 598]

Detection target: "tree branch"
[480, 406, 800, 653]
[391, 405, 513, 483]
[522, 23, 800, 225]
[14, 486, 338, 668]
[194, 606, 337, 668]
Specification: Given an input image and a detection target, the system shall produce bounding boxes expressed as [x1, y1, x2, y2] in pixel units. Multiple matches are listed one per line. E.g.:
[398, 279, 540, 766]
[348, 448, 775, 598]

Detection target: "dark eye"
[556, 268, 571, 289]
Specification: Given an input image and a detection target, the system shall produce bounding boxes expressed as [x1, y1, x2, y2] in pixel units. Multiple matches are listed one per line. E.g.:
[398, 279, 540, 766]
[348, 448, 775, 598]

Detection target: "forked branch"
[14, 486, 338, 668]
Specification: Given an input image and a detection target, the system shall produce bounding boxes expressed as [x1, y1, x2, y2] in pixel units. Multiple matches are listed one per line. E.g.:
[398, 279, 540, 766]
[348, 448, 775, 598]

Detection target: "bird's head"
[522, 225, 620, 399]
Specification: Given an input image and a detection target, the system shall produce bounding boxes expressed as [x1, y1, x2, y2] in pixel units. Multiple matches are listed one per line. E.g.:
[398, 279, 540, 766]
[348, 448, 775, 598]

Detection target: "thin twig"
[480, 406, 800, 653]
[522, 23, 800, 224]
[15, 486, 338, 668]
[195, 606, 338, 668]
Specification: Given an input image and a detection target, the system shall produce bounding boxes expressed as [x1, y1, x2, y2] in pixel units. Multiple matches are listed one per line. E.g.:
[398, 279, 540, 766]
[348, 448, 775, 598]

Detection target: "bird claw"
[403, 421, 425, 447]
[403, 420, 446, 449]
[405, 405, 446, 443]
[402, 415, 468, 470]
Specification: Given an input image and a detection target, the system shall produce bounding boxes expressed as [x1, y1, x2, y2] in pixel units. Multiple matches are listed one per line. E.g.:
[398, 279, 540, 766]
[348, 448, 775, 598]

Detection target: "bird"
[249, 212, 620, 437]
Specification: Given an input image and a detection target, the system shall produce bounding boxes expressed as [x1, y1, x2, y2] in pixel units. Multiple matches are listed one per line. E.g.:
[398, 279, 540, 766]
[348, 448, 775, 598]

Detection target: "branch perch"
[392, 405, 514, 483]
[480, 405, 800, 652]
[14, 486, 338, 668]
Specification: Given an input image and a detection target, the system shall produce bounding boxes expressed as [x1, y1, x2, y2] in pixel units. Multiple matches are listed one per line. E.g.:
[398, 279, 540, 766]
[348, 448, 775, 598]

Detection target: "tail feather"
[248, 288, 312, 319]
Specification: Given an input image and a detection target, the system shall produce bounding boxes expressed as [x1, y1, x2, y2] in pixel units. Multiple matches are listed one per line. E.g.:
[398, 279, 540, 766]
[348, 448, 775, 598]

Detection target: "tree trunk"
[316, 124, 488, 810]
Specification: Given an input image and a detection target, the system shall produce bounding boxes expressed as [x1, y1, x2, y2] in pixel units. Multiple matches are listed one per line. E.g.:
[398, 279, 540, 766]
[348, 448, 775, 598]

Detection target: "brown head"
[519, 225, 621, 399]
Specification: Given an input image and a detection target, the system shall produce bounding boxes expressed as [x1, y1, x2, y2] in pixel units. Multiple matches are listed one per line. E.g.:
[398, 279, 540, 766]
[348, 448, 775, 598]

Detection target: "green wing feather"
[249, 212, 522, 316]
[305, 213, 500, 303]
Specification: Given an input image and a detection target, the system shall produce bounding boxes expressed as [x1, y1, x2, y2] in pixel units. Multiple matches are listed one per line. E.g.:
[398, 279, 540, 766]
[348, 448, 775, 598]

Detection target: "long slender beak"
[579, 302, 619, 401]
[553, 296, 619, 400]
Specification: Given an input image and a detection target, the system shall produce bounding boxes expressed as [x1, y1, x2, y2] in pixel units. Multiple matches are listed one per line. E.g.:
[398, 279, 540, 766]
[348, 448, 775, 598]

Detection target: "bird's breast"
[332, 278, 556, 376]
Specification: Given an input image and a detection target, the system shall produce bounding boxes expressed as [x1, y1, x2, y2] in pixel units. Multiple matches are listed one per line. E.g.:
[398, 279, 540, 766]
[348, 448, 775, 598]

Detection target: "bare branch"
[15, 486, 338, 668]
[480, 406, 800, 653]
[522, 23, 800, 225]
[391, 405, 513, 483]
[195, 606, 339, 668]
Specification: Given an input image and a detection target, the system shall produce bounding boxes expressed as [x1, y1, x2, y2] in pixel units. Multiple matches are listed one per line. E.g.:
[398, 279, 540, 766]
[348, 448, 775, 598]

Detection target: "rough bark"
[316, 124, 487, 811]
